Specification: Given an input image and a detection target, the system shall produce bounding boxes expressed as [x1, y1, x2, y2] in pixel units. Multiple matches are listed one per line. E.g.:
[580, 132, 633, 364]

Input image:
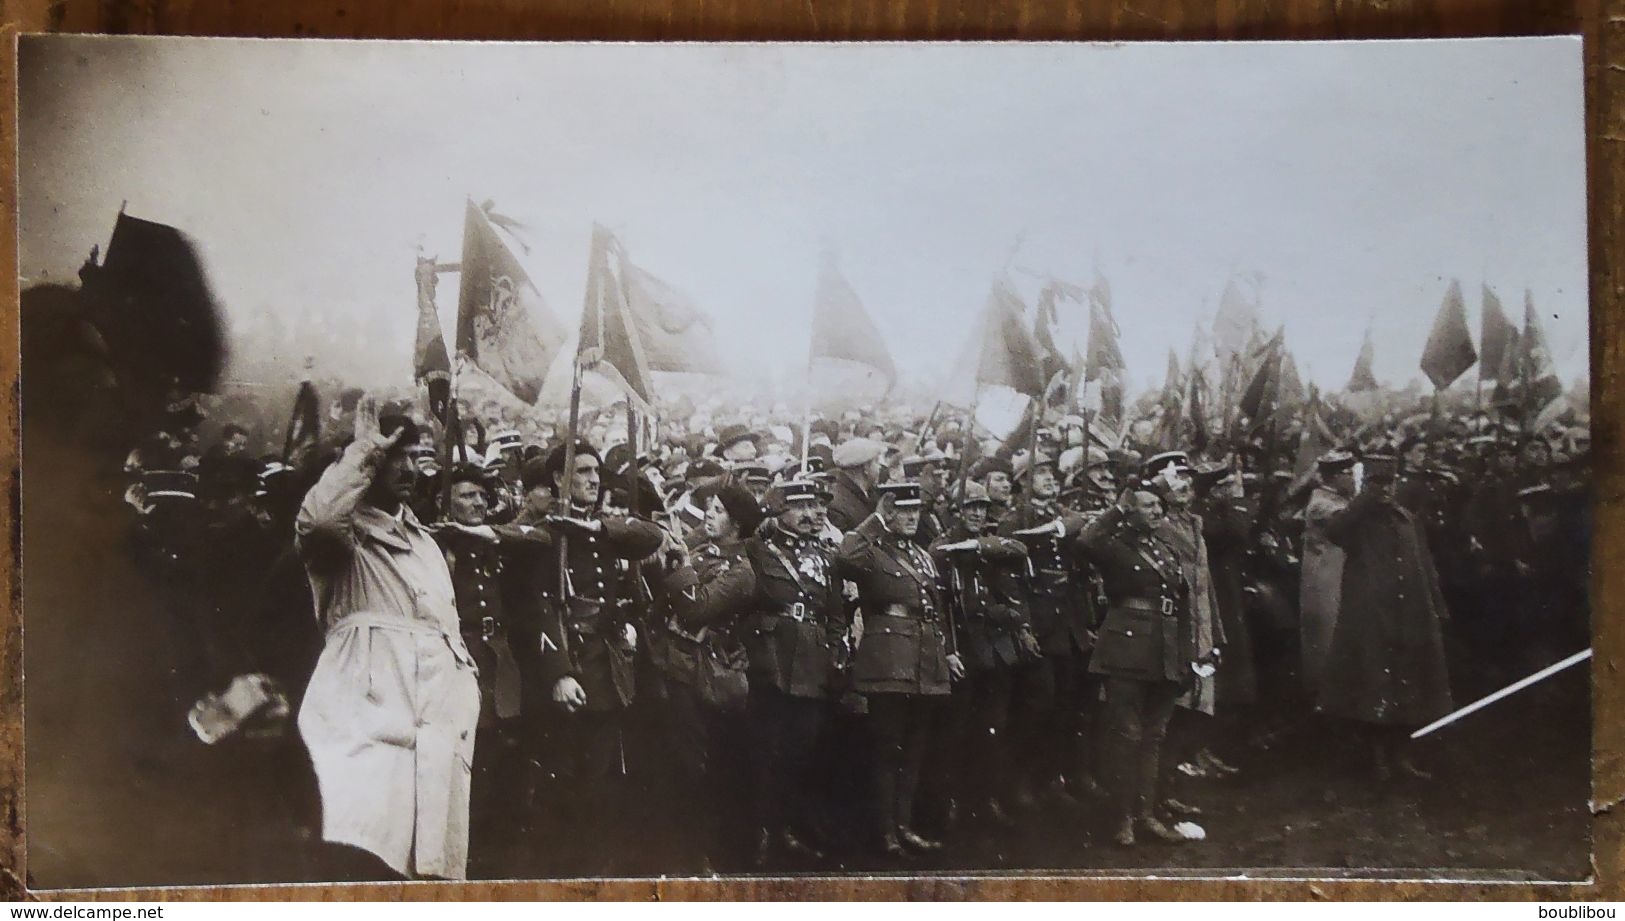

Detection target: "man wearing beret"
[295, 396, 481, 879]
[827, 437, 887, 533]
[838, 481, 962, 857]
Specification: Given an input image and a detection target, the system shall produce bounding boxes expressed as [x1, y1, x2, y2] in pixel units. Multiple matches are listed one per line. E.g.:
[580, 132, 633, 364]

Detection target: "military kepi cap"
[878, 481, 924, 507]
[766, 479, 821, 513]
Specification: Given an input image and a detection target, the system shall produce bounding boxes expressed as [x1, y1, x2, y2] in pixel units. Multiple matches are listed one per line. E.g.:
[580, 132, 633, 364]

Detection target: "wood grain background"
[1, 0, 1618, 901]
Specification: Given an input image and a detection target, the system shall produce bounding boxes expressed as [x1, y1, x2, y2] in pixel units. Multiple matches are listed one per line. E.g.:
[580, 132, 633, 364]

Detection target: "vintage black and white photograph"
[17, 35, 1591, 888]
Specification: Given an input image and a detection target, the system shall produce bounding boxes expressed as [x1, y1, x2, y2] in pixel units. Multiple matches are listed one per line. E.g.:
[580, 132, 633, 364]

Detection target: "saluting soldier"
[1000, 456, 1102, 809]
[827, 437, 887, 533]
[1079, 483, 1201, 846]
[740, 479, 848, 866]
[431, 463, 537, 871]
[929, 481, 1038, 828]
[523, 441, 665, 875]
[839, 480, 962, 858]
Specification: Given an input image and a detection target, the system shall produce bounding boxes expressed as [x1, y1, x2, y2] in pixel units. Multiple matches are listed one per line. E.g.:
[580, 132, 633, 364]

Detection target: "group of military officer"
[118, 395, 1590, 880]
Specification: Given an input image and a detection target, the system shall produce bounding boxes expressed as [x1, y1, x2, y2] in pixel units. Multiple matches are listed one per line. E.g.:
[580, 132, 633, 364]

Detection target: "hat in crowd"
[734, 462, 772, 486]
[686, 457, 728, 483]
[1085, 446, 1112, 469]
[446, 462, 490, 492]
[1362, 453, 1400, 482]
[714, 425, 760, 458]
[1141, 450, 1193, 479]
[405, 444, 436, 460]
[900, 449, 946, 477]
[877, 480, 924, 508]
[1192, 461, 1234, 493]
[533, 441, 603, 495]
[377, 414, 419, 454]
[971, 456, 1013, 481]
[1108, 448, 1143, 471]
[1317, 450, 1357, 476]
[960, 480, 993, 508]
[712, 482, 766, 535]
[833, 437, 887, 469]
[142, 469, 198, 501]
[766, 479, 821, 514]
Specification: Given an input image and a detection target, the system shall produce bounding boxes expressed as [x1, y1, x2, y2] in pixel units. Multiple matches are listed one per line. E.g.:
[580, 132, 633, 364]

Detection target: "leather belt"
[1116, 597, 1177, 616]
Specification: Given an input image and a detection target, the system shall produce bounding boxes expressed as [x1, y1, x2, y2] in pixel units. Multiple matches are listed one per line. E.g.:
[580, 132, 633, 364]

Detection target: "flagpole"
[626, 401, 640, 518]
[951, 386, 983, 506]
[1412, 648, 1590, 739]
[914, 400, 944, 455]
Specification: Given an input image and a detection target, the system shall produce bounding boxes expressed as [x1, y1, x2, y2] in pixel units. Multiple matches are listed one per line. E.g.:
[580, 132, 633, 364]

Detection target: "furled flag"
[1213, 277, 1262, 366]
[84, 210, 227, 394]
[810, 252, 897, 390]
[1239, 327, 1286, 423]
[618, 255, 724, 375]
[455, 199, 566, 405]
[1147, 349, 1185, 451]
[1084, 274, 1127, 423]
[281, 381, 320, 464]
[413, 256, 452, 424]
[1491, 328, 1523, 409]
[1277, 350, 1306, 411]
[1519, 289, 1564, 409]
[579, 225, 657, 414]
[1419, 279, 1477, 390]
[1347, 327, 1379, 392]
[976, 275, 1048, 399]
[1480, 284, 1518, 382]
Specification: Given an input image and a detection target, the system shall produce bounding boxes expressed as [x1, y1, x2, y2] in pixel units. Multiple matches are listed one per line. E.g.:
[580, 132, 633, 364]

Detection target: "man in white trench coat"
[295, 396, 481, 880]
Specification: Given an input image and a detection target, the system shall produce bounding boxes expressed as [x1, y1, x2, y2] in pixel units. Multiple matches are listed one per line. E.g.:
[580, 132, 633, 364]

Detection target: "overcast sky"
[19, 35, 1588, 394]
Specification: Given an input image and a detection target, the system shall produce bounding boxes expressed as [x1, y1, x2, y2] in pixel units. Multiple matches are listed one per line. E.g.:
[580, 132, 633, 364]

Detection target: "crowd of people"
[118, 381, 1592, 881]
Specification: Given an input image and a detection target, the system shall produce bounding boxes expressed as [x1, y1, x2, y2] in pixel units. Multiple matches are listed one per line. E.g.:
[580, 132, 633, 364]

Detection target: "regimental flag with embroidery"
[1519, 288, 1563, 409]
[1480, 284, 1518, 382]
[1084, 274, 1127, 423]
[455, 200, 566, 405]
[1033, 282, 1073, 396]
[1347, 327, 1379, 392]
[618, 254, 723, 375]
[810, 253, 896, 390]
[1420, 279, 1477, 390]
[413, 257, 453, 424]
[977, 275, 1048, 399]
[579, 225, 657, 414]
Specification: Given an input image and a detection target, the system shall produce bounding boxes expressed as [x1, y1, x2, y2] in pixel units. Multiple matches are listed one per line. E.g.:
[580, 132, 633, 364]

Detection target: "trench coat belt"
[1114, 597, 1177, 617]
[766, 602, 815, 623]
[883, 602, 934, 620]
[328, 610, 476, 666]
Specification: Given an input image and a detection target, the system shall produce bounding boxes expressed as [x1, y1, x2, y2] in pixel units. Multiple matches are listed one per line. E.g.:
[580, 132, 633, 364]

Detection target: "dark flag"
[1480, 284, 1517, 381]
[1491, 328, 1523, 409]
[1187, 367, 1209, 453]
[413, 257, 452, 424]
[281, 381, 320, 464]
[1347, 327, 1379, 392]
[83, 210, 227, 395]
[1084, 275, 1127, 423]
[580, 226, 656, 414]
[977, 275, 1048, 398]
[1519, 289, 1563, 408]
[1419, 279, 1477, 390]
[811, 253, 897, 390]
[1239, 327, 1285, 423]
[1278, 349, 1306, 410]
[455, 199, 566, 405]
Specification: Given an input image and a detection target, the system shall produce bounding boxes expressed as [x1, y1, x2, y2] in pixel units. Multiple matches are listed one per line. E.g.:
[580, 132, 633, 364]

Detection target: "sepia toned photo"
[16, 35, 1591, 889]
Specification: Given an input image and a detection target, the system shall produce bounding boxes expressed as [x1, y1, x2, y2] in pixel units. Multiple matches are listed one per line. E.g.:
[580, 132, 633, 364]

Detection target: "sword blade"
[1410, 648, 1591, 740]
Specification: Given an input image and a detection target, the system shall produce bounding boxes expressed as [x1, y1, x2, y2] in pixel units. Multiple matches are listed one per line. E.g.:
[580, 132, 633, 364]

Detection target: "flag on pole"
[618, 256, 724, 375]
[1277, 349, 1306, 410]
[1491, 328, 1524, 409]
[455, 199, 566, 405]
[87, 210, 227, 394]
[1519, 289, 1563, 409]
[977, 275, 1048, 398]
[1420, 279, 1477, 390]
[1084, 275, 1127, 423]
[1212, 277, 1261, 366]
[282, 381, 321, 464]
[1347, 327, 1379, 392]
[810, 253, 896, 390]
[1033, 282, 1072, 393]
[579, 225, 657, 414]
[1239, 327, 1286, 423]
[1480, 284, 1517, 381]
[413, 257, 453, 424]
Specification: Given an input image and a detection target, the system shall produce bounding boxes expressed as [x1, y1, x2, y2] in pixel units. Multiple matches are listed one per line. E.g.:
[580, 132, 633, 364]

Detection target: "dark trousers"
[663, 682, 739, 866]
[469, 720, 524, 875]
[1013, 651, 1099, 789]
[1100, 677, 1183, 821]
[961, 669, 1015, 805]
[747, 686, 827, 836]
[867, 692, 945, 839]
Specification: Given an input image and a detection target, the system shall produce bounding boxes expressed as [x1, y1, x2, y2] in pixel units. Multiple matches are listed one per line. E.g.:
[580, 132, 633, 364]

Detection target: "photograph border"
[0, 0, 1617, 901]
